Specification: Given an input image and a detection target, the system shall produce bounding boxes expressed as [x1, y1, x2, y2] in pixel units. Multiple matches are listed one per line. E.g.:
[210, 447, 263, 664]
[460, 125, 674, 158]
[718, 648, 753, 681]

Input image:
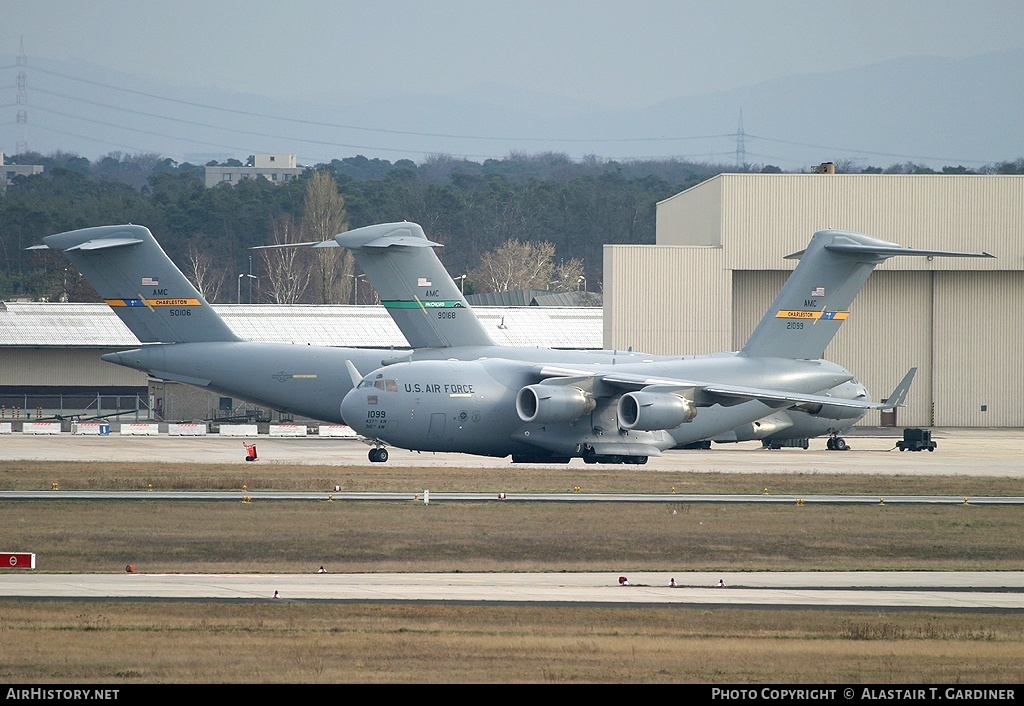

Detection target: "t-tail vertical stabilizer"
[37, 224, 239, 344]
[739, 229, 993, 360]
[333, 222, 494, 348]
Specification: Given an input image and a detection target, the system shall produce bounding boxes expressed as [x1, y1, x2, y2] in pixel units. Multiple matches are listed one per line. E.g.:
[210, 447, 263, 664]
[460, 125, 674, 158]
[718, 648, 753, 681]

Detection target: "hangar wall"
[603, 245, 730, 355]
[0, 348, 147, 387]
[606, 173, 1024, 427]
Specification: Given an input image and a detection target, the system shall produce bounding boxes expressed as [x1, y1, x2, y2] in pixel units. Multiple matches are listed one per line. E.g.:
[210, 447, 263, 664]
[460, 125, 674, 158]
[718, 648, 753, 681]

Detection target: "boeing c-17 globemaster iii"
[338, 226, 990, 463]
[323, 221, 917, 454]
[35, 223, 989, 464]
[31, 222, 736, 453]
[34, 224, 683, 430]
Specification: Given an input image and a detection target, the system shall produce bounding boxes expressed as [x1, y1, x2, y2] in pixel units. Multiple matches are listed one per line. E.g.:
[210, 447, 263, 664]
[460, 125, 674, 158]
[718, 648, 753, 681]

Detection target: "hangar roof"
[0, 302, 603, 349]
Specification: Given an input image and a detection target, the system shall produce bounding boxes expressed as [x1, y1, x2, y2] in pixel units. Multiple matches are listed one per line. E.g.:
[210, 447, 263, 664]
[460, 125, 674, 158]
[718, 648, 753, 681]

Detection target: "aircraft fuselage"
[339, 355, 861, 460]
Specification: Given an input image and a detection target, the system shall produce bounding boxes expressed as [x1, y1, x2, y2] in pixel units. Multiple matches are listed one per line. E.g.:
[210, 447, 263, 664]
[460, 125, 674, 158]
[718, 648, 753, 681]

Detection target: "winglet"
[882, 367, 917, 410]
[344, 360, 363, 388]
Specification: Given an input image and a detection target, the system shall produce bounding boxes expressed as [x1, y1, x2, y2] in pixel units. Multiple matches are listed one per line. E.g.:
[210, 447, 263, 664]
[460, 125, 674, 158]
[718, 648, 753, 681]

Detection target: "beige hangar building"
[603, 172, 1024, 429]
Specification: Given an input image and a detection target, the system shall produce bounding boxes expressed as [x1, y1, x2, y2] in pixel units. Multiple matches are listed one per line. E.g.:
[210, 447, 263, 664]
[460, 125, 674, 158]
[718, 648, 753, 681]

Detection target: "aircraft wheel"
[826, 438, 835, 450]
[368, 449, 378, 463]
[834, 438, 847, 451]
[377, 448, 389, 462]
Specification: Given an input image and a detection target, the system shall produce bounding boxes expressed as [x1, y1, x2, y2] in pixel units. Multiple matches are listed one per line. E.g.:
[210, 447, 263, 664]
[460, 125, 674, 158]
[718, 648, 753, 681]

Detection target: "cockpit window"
[360, 378, 397, 391]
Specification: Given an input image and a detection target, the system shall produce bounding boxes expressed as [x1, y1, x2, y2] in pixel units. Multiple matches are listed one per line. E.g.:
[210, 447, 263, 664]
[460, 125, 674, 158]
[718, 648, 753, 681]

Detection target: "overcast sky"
[3, 1, 1023, 167]
[7, 0, 1023, 107]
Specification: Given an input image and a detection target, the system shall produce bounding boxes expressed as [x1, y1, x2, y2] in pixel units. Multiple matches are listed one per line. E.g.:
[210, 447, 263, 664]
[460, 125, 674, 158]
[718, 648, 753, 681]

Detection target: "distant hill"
[3, 50, 1020, 171]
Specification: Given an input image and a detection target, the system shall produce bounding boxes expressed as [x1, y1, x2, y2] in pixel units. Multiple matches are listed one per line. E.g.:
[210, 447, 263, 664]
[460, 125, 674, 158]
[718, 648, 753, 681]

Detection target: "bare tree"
[184, 240, 227, 303]
[470, 239, 557, 293]
[551, 257, 585, 292]
[301, 170, 353, 304]
[260, 214, 312, 304]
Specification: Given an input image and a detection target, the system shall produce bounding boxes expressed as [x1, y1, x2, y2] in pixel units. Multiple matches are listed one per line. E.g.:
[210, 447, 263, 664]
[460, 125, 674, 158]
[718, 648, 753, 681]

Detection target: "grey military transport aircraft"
[32, 222, 740, 458]
[36, 223, 989, 464]
[327, 222, 914, 452]
[34, 224, 669, 428]
[338, 227, 991, 463]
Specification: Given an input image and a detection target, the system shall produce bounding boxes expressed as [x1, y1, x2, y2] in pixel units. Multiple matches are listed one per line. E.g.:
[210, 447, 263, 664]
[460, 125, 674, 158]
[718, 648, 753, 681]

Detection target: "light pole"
[577, 275, 586, 291]
[347, 273, 367, 304]
[238, 273, 257, 303]
[454, 274, 467, 294]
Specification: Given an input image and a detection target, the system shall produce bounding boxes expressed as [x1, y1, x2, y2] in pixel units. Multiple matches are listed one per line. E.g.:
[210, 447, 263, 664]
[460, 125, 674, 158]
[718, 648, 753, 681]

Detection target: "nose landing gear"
[368, 447, 389, 463]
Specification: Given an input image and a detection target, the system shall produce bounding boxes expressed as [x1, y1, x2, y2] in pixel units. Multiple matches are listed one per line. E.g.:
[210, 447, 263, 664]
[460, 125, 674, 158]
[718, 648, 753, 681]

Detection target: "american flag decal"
[417, 277, 432, 287]
[142, 277, 159, 286]
[811, 286, 825, 297]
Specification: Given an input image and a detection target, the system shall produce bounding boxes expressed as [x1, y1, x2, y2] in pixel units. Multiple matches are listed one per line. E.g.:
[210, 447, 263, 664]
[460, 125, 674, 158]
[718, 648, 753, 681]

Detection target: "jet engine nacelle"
[516, 384, 596, 424]
[617, 391, 697, 431]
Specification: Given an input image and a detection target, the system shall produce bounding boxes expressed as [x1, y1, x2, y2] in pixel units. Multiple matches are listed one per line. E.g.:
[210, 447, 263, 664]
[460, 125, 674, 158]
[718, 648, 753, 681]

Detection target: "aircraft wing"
[534, 365, 886, 411]
[695, 382, 883, 410]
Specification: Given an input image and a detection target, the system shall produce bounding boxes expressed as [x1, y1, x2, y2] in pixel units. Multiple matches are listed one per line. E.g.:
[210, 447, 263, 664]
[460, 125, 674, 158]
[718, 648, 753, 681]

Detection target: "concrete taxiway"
[2, 572, 1024, 610]
[3, 427, 1022, 611]
[1, 427, 1022, 476]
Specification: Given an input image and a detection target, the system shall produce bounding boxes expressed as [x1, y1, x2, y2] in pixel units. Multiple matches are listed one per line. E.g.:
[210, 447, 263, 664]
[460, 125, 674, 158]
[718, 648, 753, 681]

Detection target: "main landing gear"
[368, 447, 389, 463]
[826, 434, 849, 451]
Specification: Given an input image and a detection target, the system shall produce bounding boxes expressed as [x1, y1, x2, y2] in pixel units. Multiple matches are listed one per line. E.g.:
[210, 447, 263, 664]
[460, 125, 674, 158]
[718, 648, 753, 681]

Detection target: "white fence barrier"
[269, 424, 308, 437]
[72, 422, 111, 435]
[22, 421, 62, 435]
[318, 424, 358, 438]
[168, 423, 208, 436]
[120, 423, 160, 436]
[217, 424, 259, 437]
[0, 422, 11, 434]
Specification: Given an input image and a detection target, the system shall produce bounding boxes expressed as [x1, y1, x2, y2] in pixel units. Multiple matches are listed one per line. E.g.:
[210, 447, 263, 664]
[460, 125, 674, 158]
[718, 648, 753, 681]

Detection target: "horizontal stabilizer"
[822, 244, 994, 259]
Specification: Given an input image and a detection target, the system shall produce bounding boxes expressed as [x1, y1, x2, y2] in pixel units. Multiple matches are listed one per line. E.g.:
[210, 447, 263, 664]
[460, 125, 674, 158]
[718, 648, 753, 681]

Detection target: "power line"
[5, 63, 1006, 168]
[22, 65, 732, 146]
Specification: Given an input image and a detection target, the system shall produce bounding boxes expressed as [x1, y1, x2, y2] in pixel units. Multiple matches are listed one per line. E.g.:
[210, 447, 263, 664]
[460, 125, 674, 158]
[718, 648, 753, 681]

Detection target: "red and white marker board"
[1, 552, 36, 569]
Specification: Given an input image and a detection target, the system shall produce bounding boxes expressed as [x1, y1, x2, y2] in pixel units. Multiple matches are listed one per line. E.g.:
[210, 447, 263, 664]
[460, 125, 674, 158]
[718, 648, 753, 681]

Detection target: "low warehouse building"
[0, 302, 602, 424]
